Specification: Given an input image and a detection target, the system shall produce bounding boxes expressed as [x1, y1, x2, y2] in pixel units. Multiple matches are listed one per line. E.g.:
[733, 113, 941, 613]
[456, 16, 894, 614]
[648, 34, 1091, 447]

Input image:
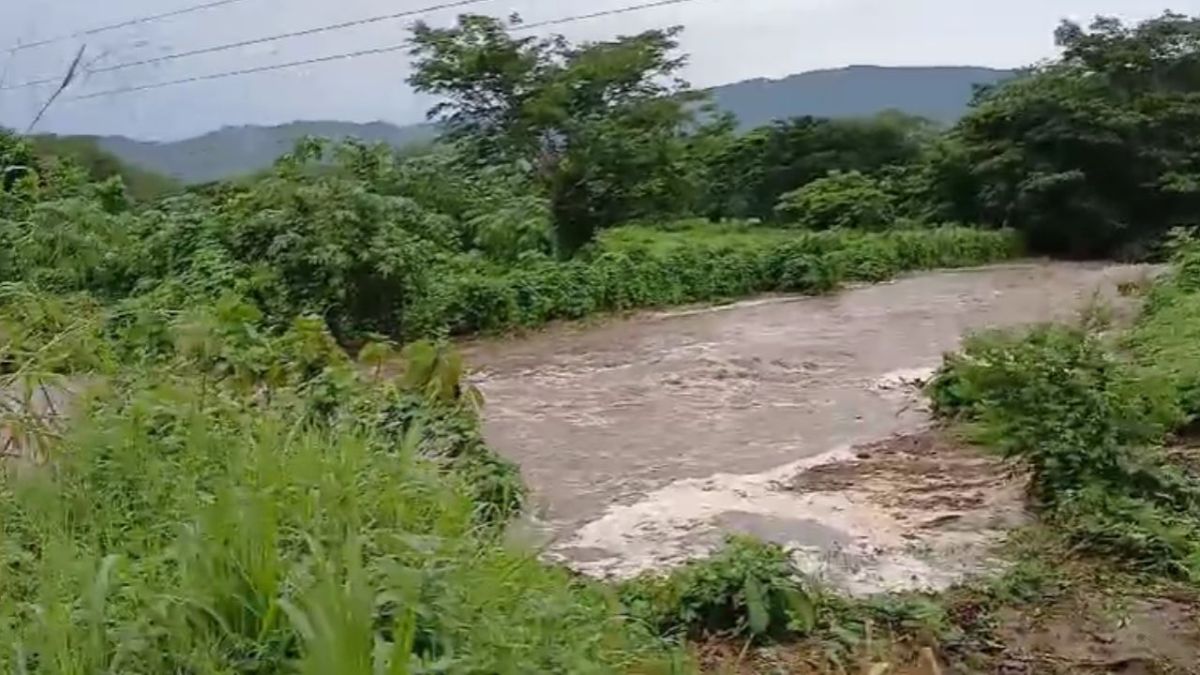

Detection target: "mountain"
[65, 65, 1015, 184]
[92, 120, 438, 185]
[710, 65, 1015, 129]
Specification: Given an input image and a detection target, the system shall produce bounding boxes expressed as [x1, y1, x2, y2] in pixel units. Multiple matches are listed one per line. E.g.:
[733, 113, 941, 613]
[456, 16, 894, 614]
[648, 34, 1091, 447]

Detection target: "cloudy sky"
[0, 0, 1186, 140]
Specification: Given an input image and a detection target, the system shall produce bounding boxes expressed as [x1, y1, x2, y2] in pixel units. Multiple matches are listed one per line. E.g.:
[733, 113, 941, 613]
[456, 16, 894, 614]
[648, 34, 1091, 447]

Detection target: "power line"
[518, 0, 698, 30]
[1, 74, 62, 93]
[71, 43, 413, 101]
[8, 0, 259, 54]
[1, 0, 493, 92]
[68, 0, 711, 102]
[27, 0, 495, 90]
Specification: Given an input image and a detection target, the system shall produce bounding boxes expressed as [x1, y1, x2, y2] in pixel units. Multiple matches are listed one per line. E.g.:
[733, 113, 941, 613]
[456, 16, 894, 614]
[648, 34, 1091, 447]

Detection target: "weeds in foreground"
[0, 297, 681, 674]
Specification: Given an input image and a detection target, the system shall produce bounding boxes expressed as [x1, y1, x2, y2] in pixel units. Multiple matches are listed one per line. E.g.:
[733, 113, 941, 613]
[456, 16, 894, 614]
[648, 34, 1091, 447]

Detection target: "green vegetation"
[705, 112, 931, 222]
[774, 170, 898, 230]
[942, 13, 1200, 257]
[409, 16, 706, 255]
[703, 12, 1200, 259]
[620, 537, 818, 641]
[0, 302, 668, 672]
[2, 7, 1200, 674]
[0, 126, 1019, 346]
[29, 135, 181, 201]
[929, 236, 1200, 579]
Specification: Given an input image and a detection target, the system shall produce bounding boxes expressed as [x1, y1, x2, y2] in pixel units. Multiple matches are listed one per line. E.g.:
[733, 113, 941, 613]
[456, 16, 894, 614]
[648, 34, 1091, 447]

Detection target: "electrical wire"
[68, 0, 711, 101]
[518, 0, 697, 30]
[8, 0, 260, 53]
[3, 0, 494, 92]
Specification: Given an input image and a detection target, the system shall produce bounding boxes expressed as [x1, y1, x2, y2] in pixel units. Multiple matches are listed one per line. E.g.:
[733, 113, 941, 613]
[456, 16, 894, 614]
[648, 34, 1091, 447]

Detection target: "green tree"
[774, 170, 896, 230]
[948, 12, 1200, 257]
[408, 14, 703, 255]
[704, 112, 929, 221]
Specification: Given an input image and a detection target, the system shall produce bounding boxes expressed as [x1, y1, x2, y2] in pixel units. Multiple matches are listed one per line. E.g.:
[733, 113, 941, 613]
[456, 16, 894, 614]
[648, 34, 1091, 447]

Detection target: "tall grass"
[0, 306, 682, 674]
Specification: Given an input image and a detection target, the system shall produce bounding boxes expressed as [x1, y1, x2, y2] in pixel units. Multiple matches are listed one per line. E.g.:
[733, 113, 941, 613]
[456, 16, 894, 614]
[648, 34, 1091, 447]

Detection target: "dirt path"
[465, 262, 1153, 588]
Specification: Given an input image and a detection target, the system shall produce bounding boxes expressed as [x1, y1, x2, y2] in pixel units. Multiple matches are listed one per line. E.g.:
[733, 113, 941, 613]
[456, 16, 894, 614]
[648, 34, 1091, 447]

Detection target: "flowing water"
[464, 262, 1153, 591]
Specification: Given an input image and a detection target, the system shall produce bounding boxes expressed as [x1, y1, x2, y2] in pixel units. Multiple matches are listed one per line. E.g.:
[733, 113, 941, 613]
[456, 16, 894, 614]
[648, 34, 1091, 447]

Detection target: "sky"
[0, 0, 1189, 141]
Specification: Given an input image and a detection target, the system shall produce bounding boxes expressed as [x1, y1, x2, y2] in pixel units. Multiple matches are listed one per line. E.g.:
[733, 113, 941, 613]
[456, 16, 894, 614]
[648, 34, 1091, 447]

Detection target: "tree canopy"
[946, 12, 1200, 256]
[701, 112, 931, 222]
[409, 14, 703, 254]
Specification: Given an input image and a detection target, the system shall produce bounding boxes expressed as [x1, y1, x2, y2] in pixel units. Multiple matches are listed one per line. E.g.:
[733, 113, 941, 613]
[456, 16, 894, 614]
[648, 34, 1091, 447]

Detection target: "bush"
[1127, 234, 1200, 421]
[619, 537, 817, 640]
[928, 252, 1200, 578]
[774, 171, 897, 230]
[942, 13, 1200, 258]
[929, 325, 1182, 504]
[419, 225, 1020, 337]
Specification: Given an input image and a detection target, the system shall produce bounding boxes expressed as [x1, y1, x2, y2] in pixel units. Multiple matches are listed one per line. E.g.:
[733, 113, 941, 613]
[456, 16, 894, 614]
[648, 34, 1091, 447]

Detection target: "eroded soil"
[990, 595, 1200, 674]
[696, 573, 1200, 674]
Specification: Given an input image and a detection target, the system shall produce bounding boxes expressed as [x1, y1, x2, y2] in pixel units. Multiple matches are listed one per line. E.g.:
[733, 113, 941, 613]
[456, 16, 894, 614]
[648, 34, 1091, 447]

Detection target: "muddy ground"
[467, 261, 1154, 592]
[696, 569, 1200, 675]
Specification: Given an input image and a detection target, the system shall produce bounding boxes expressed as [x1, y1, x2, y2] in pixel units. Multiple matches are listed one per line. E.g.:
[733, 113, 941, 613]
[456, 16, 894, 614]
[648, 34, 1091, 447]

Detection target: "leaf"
[782, 585, 817, 634]
[743, 575, 769, 636]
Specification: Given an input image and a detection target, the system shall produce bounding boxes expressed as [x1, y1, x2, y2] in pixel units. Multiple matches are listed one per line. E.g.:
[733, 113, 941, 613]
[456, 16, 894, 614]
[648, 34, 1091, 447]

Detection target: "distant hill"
[30, 135, 181, 201]
[710, 65, 1016, 129]
[92, 120, 438, 185]
[57, 65, 1015, 184]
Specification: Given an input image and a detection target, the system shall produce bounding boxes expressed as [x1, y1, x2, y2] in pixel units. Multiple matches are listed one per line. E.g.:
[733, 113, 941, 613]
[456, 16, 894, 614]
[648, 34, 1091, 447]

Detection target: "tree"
[703, 112, 929, 221]
[1055, 12, 1200, 95]
[408, 14, 703, 254]
[774, 170, 896, 230]
[948, 12, 1200, 257]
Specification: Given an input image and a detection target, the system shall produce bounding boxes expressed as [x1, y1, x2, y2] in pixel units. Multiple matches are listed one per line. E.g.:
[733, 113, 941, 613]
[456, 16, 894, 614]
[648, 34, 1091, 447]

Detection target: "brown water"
[465, 262, 1152, 581]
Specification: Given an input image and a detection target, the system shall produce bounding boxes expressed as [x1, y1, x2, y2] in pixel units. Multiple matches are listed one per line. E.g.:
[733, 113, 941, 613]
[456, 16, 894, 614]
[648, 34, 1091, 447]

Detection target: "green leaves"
[705, 113, 928, 223]
[743, 575, 770, 636]
[775, 170, 898, 230]
[619, 536, 821, 640]
[408, 14, 704, 253]
[929, 242, 1200, 576]
[398, 340, 484, 411]
[949, 12, 1200, 257]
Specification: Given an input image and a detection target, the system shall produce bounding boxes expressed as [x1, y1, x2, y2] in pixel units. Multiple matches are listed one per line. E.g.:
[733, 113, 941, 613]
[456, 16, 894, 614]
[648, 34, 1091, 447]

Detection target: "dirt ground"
[697, 586, 1200, 675]
[988, 594, 1200, 674]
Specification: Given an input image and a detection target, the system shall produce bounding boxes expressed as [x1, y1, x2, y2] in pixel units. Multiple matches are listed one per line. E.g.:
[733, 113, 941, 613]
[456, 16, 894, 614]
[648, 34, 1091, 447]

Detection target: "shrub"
[420, 225, 1019, 338]
[619, 537, 818, 640]
[774, 171, 897, 230]
[929, 325, 1181, 504]
[928, 264, 1200, 578]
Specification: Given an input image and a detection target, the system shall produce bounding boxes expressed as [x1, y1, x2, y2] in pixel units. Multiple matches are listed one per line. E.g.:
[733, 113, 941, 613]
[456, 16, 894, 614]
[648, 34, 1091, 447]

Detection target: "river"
[464, 261, 1152, 588]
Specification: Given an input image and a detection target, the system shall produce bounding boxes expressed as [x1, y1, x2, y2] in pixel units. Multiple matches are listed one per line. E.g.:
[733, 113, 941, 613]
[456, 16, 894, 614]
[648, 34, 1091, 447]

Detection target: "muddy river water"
[464, 262, 1152, 592]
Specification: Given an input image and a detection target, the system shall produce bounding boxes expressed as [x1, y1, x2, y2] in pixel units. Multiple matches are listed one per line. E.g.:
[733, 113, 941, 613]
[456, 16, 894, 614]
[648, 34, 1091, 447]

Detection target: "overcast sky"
[0, 0, 1188, 140]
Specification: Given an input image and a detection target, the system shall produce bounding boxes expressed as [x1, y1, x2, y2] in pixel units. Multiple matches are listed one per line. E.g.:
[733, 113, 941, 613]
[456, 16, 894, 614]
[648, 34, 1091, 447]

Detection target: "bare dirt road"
[464, 262, 1153, 591]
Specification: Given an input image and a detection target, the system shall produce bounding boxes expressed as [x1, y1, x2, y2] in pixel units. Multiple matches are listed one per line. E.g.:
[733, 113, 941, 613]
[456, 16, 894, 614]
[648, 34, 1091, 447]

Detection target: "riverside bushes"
[1, 129, 1022, 346]
[929, 238, 1200, 578]
[418, 225, 1021, 337]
